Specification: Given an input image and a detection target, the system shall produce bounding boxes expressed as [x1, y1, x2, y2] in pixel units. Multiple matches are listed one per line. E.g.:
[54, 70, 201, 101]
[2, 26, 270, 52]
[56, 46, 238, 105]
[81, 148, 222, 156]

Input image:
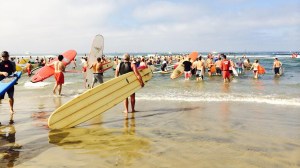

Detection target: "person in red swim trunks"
[220, 54, 231, 83]
[47, 55, 65, 95]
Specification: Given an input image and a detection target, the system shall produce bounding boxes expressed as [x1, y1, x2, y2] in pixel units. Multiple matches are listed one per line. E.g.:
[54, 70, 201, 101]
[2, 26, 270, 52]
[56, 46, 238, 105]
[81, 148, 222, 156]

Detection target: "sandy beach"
[1, 95, 300, 167]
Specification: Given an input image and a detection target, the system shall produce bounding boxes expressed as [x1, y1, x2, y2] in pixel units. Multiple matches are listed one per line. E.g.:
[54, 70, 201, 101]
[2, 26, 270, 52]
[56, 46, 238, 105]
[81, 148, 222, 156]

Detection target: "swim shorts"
[222, 71, 230, 79]
[0, 86, 14, 99]
[54, 72, 64, 84]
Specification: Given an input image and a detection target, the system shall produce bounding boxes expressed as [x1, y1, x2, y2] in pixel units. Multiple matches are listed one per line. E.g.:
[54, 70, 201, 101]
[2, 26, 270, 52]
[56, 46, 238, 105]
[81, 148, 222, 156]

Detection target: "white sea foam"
[24, 81, 52, 88]
[137, 94, 300, 106]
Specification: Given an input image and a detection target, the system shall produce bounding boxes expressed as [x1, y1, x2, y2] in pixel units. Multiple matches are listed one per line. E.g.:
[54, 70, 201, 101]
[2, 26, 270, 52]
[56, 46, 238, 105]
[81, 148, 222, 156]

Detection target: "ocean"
[0, 52, 300, 167]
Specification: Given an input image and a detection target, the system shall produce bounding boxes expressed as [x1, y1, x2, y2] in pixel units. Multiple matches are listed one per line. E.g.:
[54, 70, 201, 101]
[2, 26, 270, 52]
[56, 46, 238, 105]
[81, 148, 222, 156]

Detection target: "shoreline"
[1, 100, 299, 167]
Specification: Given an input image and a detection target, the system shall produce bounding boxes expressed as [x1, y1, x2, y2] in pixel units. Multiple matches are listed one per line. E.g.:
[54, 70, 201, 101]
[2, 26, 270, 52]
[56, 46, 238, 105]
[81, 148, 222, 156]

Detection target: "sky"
[0, 0, 299, 54]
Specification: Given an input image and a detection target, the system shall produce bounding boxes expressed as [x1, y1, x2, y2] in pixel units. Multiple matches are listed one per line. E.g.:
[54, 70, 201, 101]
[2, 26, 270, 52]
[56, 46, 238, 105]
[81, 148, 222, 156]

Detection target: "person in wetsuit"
[115, 53, 144, 113]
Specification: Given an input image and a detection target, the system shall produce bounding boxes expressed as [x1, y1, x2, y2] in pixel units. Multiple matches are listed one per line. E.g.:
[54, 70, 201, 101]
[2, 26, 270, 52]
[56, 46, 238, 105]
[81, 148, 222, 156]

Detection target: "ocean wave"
[137, 94, 300, 106]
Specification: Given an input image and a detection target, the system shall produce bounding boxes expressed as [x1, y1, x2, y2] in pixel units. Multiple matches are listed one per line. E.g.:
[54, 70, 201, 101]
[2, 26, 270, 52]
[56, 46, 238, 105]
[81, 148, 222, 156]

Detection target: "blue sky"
[0, 0, 299, 54]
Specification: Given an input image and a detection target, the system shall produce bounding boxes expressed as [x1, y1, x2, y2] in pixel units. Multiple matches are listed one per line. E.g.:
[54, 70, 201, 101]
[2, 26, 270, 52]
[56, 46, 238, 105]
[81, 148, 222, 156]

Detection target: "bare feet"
[53, 90, 56, 95]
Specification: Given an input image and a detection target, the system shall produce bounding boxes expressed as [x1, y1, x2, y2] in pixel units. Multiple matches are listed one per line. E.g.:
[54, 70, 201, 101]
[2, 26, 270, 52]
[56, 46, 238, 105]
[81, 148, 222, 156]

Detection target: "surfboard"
[22, 64, 39, 75]
[16, 65, 22, 71]
[232, 67, 238, 77]
[85, 34, 104, 88]
[30, 50, 77, 83]
[48, 67, 153, 129]
[0, 72, 22, 97]
[170, 61, 184, 79]
[170, 51, 198, 79]
[210, 65, 216, 74]
[19, 58, 29, 64]
[257, 65, 266, 75]
[189, 51, 198, 61]
[278, 67, 284, 76]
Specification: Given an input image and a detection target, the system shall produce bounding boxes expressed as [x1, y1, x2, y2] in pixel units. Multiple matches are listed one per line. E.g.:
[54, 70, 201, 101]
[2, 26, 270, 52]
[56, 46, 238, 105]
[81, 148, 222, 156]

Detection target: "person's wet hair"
[58, 55, 64, 61]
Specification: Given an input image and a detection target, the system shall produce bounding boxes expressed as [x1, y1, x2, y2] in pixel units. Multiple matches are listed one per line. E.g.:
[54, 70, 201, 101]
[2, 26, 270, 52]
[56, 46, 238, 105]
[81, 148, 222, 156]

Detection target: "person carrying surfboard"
[273, 58, 282, 76]
[0, 51, 16, 114]
[46, 55, 65, 96]
[182, 57, 192, 80]
[115, 53, 144, 113]
[91, 57, 104, 88]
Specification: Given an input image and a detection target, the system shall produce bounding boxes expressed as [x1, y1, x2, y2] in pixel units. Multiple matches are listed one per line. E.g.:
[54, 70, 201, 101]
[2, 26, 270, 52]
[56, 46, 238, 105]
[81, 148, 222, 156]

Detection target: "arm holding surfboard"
[131, 63, 144, 87]
[115, 53, 144, 113]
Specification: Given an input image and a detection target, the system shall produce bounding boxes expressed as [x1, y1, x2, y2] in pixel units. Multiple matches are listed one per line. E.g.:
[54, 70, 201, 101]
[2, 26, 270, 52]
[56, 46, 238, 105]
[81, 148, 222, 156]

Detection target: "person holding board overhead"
[46, 55, 65, 96]
[0, 51, 16, 115]
[115, 53, 144, 113]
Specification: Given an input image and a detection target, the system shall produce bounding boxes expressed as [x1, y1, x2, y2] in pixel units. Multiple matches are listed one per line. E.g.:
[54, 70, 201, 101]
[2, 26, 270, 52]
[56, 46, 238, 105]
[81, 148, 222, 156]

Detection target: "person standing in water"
[91, 57, 104, 88]
[220, 54, 231, 83]
[195, 56, 205, 81]
[115, 53, 144, 113]
[273, 58, 282, 76]
[47, 55, 65, 96]
[182, 57, 192, 80]
[250, 59, 260, 79]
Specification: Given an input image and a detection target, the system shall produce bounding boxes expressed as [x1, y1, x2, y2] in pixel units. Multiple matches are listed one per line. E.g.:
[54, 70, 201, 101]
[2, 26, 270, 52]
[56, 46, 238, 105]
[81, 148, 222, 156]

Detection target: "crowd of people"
[0, 51, 285, 122]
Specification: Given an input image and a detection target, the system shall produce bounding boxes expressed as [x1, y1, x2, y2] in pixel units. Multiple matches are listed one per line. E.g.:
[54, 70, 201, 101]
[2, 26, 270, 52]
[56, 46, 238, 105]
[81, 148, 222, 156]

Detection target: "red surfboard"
[31, 50, 77, 83]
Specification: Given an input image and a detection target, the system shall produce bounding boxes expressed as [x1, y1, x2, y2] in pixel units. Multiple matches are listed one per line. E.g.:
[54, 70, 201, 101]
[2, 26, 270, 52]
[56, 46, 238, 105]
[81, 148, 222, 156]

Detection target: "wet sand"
[1, 95, 300, 167]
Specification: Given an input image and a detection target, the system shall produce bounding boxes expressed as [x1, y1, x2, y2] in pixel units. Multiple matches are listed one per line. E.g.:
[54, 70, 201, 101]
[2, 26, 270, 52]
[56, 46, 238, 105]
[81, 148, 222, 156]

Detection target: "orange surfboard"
[188, 51, 198, 61]
[31, 50, 77, 83]
[210, 65, 216, 73]
[257, 65, 266, 74]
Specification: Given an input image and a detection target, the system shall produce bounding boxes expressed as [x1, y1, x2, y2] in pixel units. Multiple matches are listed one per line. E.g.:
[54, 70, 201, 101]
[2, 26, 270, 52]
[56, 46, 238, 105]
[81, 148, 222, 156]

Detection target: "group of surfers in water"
[0, 51, 285, 119]
[103, 53, 283, 83]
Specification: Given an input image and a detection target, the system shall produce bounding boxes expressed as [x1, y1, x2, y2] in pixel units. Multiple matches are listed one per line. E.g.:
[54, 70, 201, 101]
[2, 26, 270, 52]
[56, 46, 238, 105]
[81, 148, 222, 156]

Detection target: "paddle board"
[86, 34, 104, 88]
[0, 72, 22, 97]
[30, 50, 77, 83]
[48, 67, 153, 129]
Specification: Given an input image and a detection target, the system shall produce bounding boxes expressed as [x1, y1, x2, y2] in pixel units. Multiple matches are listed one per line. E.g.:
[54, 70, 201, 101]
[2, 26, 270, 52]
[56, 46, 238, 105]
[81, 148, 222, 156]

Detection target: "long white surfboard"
[86, 34, 104, 88]
[48, 67, 153, 129]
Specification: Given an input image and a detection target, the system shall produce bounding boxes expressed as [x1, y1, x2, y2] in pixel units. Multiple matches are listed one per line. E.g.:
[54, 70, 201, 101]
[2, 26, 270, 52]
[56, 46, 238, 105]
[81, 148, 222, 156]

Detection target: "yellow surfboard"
[48, 67, 153, 129]
[16, 65, 23, 71]
[19, 58, 29, 64]
[170, 62, 184, 79]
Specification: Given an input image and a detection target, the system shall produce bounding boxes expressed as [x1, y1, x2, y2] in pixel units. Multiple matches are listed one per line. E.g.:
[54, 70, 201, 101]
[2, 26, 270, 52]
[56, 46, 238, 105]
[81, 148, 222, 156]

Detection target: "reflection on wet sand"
[0, 122, 22, 167]
[48, 115, 150, 166]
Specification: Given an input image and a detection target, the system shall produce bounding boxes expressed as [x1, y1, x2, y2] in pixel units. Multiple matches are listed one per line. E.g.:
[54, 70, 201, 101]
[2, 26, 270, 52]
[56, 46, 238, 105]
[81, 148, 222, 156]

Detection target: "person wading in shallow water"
[115, 53, 144, 113]
[47, 55, 65, 96]
[220, 54, 231, 83]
